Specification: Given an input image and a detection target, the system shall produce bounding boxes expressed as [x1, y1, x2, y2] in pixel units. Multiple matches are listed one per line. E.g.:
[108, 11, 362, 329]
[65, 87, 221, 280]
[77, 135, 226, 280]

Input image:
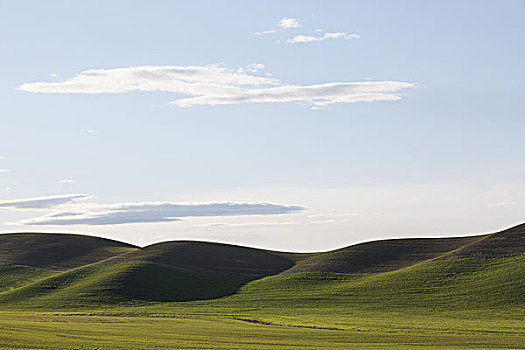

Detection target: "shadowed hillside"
[282, 235, 487, 274]
[438, 223, 525, 259]
[0, 264, 56, 292]
[0, 260, 255, 305]
[0, 238, 295, 305]
[107, 241, 295, 278]
[0, 233, 138, 270]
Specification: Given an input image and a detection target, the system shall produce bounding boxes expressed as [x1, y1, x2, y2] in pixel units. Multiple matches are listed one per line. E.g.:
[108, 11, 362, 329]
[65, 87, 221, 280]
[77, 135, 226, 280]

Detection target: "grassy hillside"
[439, 223, 525, 259]
[0, 240, 299, 306]
[0, 233, 137, 270]
[0, 239, 295, 307]
[225, 255, 525, 312]
[0, 224, 522, 312]
[108, 240, 295, 278]
[0, 264, 56, 292]
[282, 235, 487, 273]
[0, 261, 256, 307]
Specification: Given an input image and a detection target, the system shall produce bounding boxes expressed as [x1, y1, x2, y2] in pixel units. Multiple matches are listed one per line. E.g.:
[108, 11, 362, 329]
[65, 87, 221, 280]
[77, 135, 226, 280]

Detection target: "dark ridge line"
[0, 229, 502, 254]
[122, 220, 525, 252]
[0, 232, 140, 248]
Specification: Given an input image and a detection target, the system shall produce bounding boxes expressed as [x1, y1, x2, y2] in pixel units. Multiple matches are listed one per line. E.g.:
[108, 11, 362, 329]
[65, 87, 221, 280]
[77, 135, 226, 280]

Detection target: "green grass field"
[0, 224, 523, 349]
[0, 313, 523, 350]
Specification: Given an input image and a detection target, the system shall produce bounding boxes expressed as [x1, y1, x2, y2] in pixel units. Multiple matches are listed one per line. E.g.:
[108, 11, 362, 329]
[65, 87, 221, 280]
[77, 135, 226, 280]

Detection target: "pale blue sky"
[0, 1, 524, 250]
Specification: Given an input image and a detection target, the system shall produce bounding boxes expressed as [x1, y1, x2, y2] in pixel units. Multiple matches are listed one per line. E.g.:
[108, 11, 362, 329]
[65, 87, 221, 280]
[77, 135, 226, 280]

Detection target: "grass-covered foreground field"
[0, 224, 523, 349]
[0, 312, 523, 350]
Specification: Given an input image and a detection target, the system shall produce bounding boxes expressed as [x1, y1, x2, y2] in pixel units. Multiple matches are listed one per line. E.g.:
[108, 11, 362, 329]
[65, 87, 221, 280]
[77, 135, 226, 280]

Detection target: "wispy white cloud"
[57, 179, 78, 184]
[279, 17, 301, 29]
[81, 129, 97, 134]
[255, 17, 359, 48]
[487, 201, 520, 207]
[19, 65, 415, 108]
[16, 201, 304, 226]
[254, 29, 277, 35]
[0, 194, 89, 209]
[19, 65, 278, 94]
[236, 63, 265, 73]
[286, 32, 360, 44]
[0, 187, 10, 191]
[173, 81, 414, 108]
[254, 17, 301, 35]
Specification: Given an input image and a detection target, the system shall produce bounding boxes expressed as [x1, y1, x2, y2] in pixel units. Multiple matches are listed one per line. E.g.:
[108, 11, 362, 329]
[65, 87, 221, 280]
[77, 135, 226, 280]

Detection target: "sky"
[0, 0, 524, 251]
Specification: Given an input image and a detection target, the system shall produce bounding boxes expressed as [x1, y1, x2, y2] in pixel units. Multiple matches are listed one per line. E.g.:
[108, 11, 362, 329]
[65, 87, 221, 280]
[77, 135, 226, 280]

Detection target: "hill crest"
[0, 223, 523, 274]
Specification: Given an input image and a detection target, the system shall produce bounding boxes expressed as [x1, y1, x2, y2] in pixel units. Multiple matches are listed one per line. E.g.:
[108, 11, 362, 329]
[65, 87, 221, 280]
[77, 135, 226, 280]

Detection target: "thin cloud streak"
[0, 194, 90, 209]
[487, 201, 520, 207]
[254, 29, 277, 35]
[57, 179, 78, 184]
[172, 81, 414, 108]
[286, 32, 360, 44]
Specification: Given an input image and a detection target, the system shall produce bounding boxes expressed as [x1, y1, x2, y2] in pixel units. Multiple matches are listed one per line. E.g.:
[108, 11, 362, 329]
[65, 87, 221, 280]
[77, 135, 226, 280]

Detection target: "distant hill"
[282, 235, 487, 274]
[0, 223, 523, 310]
[437, 223, 525, 259]
[0, 233, 137, 270]
[107, 241, 295, 278]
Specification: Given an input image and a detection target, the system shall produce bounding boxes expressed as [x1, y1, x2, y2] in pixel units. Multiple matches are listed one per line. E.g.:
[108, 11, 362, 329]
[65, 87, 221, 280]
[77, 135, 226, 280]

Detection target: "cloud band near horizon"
[1, 195, 304, 225]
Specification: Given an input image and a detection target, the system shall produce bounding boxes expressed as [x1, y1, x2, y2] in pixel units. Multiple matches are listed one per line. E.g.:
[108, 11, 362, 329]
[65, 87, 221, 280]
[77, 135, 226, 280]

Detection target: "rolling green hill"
[0, 233, 138, 270]
[108, 240, 295, 278]
[0, 263, 56, 293]
[0, 223, 523, 311]
[281, 234, 488, 274]
[438, 223, 525, 259]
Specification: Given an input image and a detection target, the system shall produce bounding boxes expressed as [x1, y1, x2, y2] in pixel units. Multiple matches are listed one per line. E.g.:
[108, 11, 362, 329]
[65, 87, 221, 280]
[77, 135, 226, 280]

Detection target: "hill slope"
[439, 223, 525, 259]
[0, 238, 296, 305]
[0, 233, 138, 270]
[230, 254, 525, 312]
[282, 235, 487, 274]
[108, 241, 295, 278]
